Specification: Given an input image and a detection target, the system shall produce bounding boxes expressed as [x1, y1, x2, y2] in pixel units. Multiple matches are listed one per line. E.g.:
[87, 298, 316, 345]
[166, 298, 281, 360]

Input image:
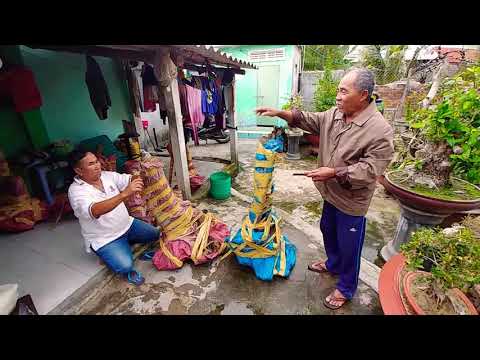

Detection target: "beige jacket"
[291, 102, 394, 216]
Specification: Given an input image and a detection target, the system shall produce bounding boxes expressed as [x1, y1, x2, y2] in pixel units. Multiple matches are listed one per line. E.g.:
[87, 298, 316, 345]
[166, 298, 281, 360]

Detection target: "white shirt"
[68, 171, 133, 253]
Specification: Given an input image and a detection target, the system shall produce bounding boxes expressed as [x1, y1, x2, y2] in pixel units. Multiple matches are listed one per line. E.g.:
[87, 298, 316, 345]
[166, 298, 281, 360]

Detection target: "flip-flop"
[308, 261, 329, 274]
[323, 292, 349, 310]
[127, 270, 145, 286]
[139, 250, 156, 261]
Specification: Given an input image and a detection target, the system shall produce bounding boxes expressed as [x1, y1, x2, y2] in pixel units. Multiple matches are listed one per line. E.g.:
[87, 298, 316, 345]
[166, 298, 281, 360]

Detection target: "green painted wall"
[0, 45, 24, 65]
[20, 46, 132, 146]
[0, 108, 30, 158]
[0, 46, 133, 160]
[219, 45, 296, 128]
[0, 46, 30, 158]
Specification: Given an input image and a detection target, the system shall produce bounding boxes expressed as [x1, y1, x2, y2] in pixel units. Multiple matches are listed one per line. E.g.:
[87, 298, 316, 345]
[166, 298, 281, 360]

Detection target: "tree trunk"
[422, 59, 449, 108]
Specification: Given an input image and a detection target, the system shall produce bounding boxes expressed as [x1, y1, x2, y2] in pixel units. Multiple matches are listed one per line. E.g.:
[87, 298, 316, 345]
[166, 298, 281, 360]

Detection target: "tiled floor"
[0, 215, 103, 314]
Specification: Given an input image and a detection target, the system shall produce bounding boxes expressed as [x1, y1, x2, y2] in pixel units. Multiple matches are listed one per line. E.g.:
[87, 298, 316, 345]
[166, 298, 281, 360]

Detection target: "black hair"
[68, 148, 89, 169]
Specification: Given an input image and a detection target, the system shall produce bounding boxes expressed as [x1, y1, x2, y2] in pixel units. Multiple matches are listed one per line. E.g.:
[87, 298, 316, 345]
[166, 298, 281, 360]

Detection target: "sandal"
[139, 250, 156, 261]
[323, 290, 349, 310]
[127, 270, 145, 286]
[308, 261, 330, 274]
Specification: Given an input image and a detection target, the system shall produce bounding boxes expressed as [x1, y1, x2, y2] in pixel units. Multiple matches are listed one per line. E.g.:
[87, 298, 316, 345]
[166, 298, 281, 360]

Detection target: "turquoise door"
[256, 65, 280, 126]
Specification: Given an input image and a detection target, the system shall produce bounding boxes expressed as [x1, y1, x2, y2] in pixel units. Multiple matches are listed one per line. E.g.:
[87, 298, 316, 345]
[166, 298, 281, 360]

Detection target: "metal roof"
[26, 44, 257, 70]
[169, 45, 257, 69]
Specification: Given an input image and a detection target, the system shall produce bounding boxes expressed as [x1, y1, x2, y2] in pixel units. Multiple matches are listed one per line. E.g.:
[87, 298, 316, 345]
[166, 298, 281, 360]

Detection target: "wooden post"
[225, 80, 239, 171]
[154, 51, 191, 200]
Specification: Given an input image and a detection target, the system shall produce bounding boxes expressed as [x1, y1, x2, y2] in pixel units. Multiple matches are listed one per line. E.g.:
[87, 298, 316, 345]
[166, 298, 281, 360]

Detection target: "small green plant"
[282, 94, 304, 111]
[401, 226, 480, 293]
[313, 68, 339, 112]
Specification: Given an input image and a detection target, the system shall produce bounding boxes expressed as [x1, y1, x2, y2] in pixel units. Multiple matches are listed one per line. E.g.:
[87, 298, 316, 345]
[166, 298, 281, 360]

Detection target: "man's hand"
[91, 176, 144, 219]
[256, 107, 280, 117]
[256, 107, 295, 125]
[121, 177, 144, 198]
[305, 167, 336, 182]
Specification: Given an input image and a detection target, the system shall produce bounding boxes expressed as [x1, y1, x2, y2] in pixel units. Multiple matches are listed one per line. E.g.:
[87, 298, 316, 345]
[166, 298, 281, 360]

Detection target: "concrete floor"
[0, 215, 103, 314]
[190, 139, 402, 265]
[54, 196, 382, 315]
[1, 138, 397, 315]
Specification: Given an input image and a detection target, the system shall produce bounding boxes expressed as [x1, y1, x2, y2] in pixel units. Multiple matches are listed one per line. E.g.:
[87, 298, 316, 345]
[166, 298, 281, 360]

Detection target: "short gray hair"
[345, 67, 375, 102]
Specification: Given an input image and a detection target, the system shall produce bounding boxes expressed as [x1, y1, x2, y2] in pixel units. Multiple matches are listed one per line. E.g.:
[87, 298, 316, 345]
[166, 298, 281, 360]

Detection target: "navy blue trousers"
[320, 201, 366, 299]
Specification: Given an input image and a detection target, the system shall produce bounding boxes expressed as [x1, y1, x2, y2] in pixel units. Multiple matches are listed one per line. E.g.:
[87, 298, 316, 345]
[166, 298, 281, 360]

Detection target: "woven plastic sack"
[224, 135, 296, 281]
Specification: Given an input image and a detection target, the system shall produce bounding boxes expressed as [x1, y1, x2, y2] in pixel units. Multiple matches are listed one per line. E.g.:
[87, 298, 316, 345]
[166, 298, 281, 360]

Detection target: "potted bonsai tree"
[379, 65, 480, 261]
[385, 64, 480, 210]
[398, 216, 480, 315]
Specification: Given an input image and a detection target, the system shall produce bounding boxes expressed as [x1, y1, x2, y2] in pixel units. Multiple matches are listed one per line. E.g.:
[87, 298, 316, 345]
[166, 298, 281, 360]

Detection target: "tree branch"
[422, 58, 449, 108]
[392, 46, 424, 123]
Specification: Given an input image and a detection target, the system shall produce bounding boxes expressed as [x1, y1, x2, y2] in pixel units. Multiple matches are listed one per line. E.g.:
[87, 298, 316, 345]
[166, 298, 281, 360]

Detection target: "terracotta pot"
[381, 171, 480, 215]
[449, 288, 479, 315]
[378, 253, 408, 315]
[403, 271, 478, 315]
[402, 271, 432, 315]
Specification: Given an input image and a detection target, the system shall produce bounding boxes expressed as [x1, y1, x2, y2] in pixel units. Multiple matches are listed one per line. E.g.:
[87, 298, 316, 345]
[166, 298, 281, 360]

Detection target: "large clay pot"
[382, 171, 480, 215]
[378, 253, 408, 315]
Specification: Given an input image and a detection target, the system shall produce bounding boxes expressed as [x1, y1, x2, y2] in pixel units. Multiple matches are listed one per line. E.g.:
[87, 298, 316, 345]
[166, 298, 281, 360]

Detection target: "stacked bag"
[0, 150, 49, 232]
[124, 154, 229, 270]
[222, 135, 297, 281]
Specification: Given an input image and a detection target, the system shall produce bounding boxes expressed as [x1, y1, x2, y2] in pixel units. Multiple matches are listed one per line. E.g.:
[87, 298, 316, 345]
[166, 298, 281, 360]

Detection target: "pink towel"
[185, 85, 204, 145]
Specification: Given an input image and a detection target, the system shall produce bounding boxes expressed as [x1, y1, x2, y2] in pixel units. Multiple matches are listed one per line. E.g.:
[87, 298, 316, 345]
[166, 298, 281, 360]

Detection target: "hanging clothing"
[224, 83, 235, 128]
[200, 77, 218, 115]
[141, 64, 159, 87]
[153, 53, 177, 87]
[151, 54, 176, 117]
[185, 85, 203, 146]
[214, 79, 226, 129]
[131, 65, 144, 111]
[143, 86, 157, 112]
[177, 71, 190, 119]
[157, 90, 167, 114]
[141, 64, 160, 113]
[85, 55, 111, 120]
[0, 66, 42, 113]
[160, 110, 168, 125]
[125, 67, 142, 116]
[222, 69, 235, 86]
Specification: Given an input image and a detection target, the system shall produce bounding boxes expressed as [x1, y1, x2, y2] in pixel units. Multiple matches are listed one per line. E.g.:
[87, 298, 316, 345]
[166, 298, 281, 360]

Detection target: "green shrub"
[313, 69, 339, 112]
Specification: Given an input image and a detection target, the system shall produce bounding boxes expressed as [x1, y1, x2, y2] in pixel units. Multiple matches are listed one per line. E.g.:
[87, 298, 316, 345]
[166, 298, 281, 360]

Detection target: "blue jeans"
[320, 201, 366, 300]
[94, 219, 160, 275]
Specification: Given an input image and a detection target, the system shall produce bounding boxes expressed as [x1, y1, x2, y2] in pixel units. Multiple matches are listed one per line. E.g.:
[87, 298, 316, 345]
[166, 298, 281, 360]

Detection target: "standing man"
[256, 68, 394, 310]
[68, 149, 160, 286]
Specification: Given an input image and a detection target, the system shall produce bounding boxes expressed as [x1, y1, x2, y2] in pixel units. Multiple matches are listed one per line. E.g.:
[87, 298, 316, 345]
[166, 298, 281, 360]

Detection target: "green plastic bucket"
[209, 171, 231, 200]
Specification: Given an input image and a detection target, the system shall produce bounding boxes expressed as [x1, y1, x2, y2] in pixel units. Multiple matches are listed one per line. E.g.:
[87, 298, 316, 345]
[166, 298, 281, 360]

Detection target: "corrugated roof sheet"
[168, 45, 257, 69]
[25, 44, 257, 70]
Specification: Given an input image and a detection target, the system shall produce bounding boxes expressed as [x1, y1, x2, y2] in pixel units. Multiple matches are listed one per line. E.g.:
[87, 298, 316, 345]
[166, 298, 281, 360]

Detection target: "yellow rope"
[220, 141, 288, 276]
[0, 194, 30, 206]
[146, 186, 172, 209]
[0, 201, 35, 220]
[142, 177, 167, 197]
[0, 197, 44, 226]
[133, 157, 228, 268]
[155, 201, 181, 223]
